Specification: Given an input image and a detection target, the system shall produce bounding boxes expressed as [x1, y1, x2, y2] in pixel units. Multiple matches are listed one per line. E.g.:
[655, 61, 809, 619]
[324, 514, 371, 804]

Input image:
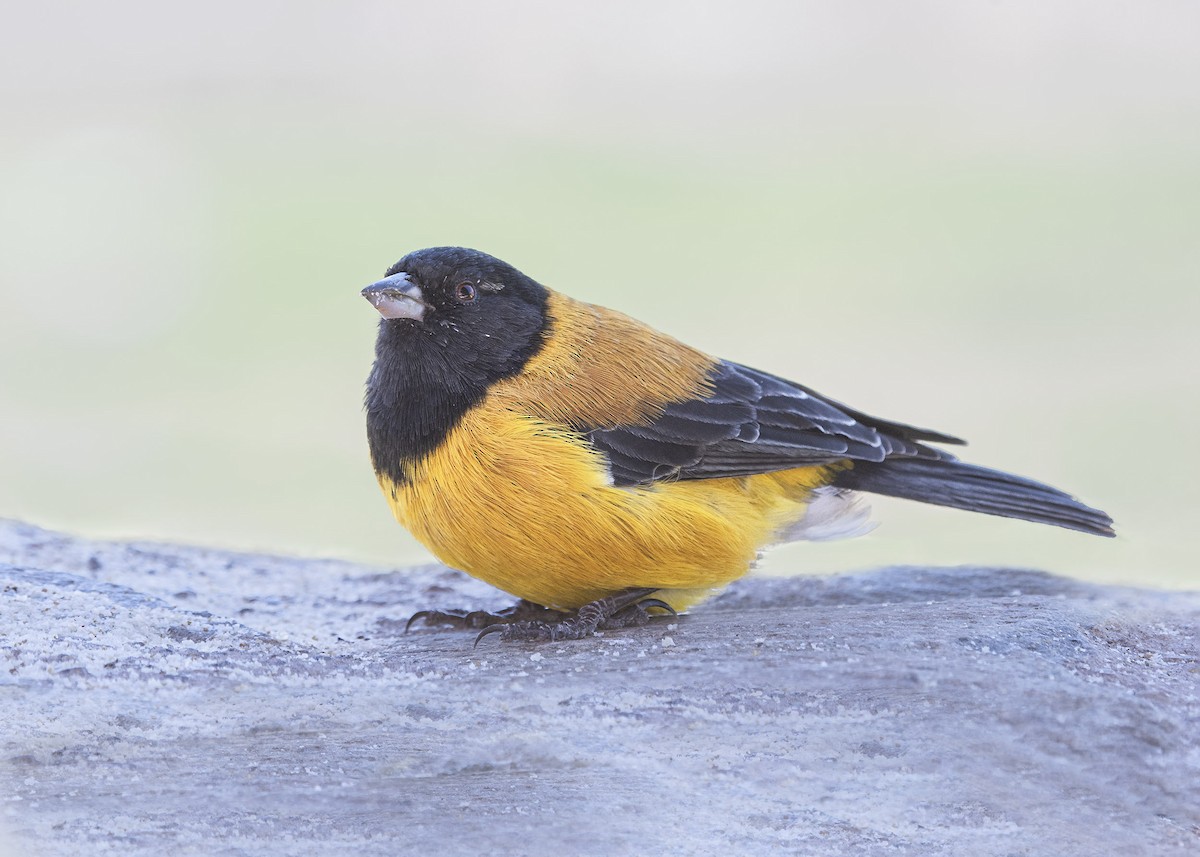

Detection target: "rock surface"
[0, 518, 1197, 856]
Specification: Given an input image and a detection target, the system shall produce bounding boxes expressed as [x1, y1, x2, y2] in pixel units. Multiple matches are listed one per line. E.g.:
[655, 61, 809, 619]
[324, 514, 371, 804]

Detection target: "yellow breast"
[378, 404, 833, 611]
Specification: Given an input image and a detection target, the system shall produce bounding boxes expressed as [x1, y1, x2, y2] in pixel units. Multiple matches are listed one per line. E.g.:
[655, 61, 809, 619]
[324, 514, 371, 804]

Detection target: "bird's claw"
[405, 600, 564, 634]
[473, 588, 676, 645]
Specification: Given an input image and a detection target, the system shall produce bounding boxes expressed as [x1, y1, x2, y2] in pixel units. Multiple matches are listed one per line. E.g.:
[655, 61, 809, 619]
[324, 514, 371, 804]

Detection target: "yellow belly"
[379, 406, 835, 611]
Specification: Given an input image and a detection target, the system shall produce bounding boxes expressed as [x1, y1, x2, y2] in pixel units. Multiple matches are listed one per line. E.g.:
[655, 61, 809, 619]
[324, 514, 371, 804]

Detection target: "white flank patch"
[778, 487, 876, 543]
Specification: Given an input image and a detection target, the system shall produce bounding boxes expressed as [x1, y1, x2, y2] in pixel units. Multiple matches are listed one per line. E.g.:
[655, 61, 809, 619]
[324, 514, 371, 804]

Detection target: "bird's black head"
[363, 247, 550, 481]
[363, 246, 549, 376]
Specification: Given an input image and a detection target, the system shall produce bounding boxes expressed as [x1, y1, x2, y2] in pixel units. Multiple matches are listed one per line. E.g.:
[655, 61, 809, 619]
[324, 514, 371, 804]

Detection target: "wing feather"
[587, 361, 962, 487]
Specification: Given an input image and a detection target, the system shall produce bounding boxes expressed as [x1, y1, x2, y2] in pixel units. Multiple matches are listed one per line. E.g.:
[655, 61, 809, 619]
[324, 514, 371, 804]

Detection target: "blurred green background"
[2, 2, 1197, 588]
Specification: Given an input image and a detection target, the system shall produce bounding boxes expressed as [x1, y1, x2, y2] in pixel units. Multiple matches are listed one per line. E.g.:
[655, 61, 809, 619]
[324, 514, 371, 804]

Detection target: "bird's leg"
[474, 588, 674, 645]
[404, 599, 563, 633]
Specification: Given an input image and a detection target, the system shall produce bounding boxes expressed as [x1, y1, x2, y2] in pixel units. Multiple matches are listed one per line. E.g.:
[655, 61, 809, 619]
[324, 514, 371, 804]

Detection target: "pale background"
[2, 1, 1196, 588]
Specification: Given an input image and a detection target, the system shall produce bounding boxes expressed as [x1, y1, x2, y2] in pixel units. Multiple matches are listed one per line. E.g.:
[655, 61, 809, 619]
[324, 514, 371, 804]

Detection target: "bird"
[362, 246, 1113, 642]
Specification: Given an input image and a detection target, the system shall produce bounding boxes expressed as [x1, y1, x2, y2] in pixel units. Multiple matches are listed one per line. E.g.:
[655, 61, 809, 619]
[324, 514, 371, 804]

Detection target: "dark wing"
[588, 361, 965, 487]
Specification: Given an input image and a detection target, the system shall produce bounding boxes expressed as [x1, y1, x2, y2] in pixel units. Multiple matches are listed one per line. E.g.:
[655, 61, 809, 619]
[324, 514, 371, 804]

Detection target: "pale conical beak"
[361, 273, 429, 321]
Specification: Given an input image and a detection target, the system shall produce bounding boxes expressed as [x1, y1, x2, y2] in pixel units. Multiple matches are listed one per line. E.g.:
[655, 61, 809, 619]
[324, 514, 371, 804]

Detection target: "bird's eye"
[455, 283, 477, 303]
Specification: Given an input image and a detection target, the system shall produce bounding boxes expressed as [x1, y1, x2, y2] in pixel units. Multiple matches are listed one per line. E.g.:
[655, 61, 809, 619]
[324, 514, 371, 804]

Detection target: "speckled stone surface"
[1, 519, 1197, 856]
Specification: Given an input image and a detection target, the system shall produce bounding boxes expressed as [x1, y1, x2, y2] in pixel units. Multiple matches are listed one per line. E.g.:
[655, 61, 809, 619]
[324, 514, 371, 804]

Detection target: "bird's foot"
[404, 599, 563, 633]
[474, 588, 675, 645]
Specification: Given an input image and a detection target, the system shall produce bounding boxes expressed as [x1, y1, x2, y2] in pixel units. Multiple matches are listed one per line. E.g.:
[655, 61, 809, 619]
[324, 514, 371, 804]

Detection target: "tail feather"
[832, 458, 1115, 537]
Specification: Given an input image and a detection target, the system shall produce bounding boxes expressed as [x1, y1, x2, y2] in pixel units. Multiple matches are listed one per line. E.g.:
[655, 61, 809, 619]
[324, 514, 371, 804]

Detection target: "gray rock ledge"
[0, 519, 1197, 856]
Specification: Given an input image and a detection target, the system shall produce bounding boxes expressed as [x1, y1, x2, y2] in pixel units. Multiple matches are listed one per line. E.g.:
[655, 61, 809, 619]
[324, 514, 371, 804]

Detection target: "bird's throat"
[365, 327, 488, 486]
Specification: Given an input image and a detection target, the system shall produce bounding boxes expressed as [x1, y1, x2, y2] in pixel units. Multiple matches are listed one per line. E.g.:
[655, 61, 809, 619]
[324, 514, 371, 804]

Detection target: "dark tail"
[833, 458, 1115, 537]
